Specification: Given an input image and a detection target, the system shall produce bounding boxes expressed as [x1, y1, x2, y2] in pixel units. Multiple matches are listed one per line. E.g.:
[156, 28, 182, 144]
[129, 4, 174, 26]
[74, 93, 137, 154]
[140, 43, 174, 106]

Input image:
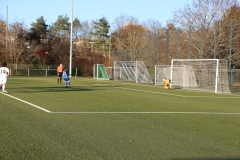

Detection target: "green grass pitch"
[1, 76, 240, 160]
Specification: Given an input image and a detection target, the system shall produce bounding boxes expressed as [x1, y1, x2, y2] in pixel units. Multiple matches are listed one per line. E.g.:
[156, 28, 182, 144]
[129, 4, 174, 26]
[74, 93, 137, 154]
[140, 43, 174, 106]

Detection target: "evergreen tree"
[30, 16, 48, 42]
[53, 14, 70, 38]
[92, 16, 110, 54]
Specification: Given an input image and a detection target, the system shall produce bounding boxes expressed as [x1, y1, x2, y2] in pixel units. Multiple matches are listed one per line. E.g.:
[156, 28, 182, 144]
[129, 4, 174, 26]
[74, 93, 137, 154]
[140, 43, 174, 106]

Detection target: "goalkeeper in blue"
[63, 68, 70, 87]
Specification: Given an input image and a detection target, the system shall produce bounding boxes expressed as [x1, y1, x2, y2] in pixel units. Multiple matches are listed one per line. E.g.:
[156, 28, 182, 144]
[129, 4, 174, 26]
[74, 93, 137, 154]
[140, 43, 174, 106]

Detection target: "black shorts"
[58, 72, 63, 77]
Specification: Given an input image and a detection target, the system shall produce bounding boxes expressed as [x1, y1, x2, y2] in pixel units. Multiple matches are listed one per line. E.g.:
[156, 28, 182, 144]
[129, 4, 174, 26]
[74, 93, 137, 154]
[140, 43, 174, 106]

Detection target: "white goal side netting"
[114, 61, 153, 83]
[168, 59, 230, 94]
[106, 67, 113, 79]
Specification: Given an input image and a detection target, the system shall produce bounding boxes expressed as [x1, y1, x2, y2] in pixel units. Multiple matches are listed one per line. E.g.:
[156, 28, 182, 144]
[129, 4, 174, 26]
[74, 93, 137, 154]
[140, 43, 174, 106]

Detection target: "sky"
[0, 0, 191, 29]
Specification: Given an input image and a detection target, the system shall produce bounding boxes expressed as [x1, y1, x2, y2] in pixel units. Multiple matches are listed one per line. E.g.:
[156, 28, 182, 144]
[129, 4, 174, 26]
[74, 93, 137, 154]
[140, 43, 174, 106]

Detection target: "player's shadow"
[9, 86, 101, 93]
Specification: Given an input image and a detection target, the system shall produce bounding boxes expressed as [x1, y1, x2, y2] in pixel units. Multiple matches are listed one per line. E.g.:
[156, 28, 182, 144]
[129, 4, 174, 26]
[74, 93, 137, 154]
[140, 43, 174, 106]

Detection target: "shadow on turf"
[8, 86, 101, 93]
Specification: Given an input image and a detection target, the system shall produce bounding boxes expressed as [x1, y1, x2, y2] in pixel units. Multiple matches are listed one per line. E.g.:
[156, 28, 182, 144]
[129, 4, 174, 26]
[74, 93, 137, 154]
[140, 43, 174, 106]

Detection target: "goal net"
[170, 59, 230, 94]
[155, 65, 198, 88]
[93, 64, 109, 80]
[114, 61, 153, 83]
[106, 67, 113, 79]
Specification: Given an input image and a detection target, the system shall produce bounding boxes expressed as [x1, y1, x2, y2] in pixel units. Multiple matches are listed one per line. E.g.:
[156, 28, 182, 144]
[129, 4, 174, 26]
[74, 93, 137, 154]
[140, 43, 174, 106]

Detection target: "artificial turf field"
[0, 76, 240, 160]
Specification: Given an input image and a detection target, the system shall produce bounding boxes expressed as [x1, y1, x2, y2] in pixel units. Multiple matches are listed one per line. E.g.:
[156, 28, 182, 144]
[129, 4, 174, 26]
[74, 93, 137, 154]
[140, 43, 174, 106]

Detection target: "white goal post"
[114, 61, 153, 83]
[93, 64, 109, 80]
[169, 59, 230, 94]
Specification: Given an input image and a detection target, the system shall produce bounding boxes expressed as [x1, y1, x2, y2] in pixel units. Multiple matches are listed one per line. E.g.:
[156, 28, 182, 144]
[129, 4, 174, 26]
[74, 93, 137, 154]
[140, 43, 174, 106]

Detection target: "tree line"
[0, 0, 239, 76]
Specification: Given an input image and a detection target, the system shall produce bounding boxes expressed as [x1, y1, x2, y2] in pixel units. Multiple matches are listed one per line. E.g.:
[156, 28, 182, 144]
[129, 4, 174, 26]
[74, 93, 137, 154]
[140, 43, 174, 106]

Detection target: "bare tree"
[0, 19, 7, 59]
[79, 20, 93, 39]
[168, 0, 240, 66]
[8, 21, 28, 63]
[113, 15, 149, 61]
[114, 14, 139, 28]
[73, 20, 93, 58]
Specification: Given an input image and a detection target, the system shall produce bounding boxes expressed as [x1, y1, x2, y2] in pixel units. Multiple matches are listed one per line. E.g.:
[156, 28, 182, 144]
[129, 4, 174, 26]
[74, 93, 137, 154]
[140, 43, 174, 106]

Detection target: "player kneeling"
[63, 69, 70, 87]
[162, 79, 171, 89]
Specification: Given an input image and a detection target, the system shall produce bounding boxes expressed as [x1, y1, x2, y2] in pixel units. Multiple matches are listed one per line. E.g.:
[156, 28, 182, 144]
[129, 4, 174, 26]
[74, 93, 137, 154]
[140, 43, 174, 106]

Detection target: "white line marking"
[111, 86, 240, 98]
[90, 78, 240, 98]
[2, 91, 239, 115]
[1, 93, 51, 113]
[93, 84, 107, 86]
[51, 111, 240, 115]
[114, 86, 190, 97]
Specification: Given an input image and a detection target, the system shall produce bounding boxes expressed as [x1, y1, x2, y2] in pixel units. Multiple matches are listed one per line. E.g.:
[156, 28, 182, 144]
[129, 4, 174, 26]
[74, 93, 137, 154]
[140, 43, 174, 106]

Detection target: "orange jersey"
[57, 66, 64, 73]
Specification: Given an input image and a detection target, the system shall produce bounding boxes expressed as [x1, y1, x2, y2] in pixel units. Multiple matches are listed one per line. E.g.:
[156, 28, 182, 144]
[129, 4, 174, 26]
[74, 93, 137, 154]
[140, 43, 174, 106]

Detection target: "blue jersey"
[63, 69, 69, 81]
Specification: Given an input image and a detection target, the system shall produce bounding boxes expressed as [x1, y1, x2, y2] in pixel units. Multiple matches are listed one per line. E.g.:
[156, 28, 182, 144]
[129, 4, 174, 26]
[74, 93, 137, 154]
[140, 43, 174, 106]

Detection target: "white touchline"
[1, 93, 51, 113]
[51, 112, 240, 115]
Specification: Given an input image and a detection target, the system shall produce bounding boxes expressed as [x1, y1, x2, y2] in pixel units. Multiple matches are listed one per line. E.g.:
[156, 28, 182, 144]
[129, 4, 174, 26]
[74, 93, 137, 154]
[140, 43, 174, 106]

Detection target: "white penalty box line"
[1, 92, 240, 115]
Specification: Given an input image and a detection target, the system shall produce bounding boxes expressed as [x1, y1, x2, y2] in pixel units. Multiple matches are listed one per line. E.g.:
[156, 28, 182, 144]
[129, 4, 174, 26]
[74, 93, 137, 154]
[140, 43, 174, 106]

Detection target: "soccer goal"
[93, 64, 109, 80]
[169, 59, 230, 94]
[114, 61, 153, 83]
